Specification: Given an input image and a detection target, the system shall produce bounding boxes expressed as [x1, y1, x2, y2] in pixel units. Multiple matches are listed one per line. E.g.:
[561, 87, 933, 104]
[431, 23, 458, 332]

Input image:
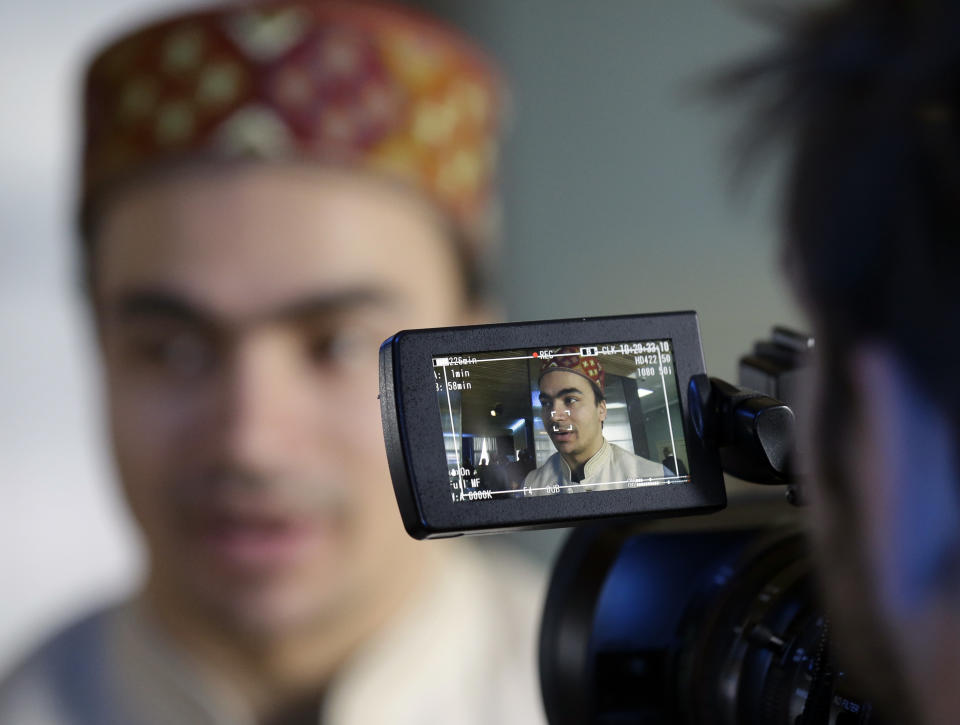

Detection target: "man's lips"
[171, 472, 350, 574]
[550, 425, 576, 443]
[192, 510, 331, 572]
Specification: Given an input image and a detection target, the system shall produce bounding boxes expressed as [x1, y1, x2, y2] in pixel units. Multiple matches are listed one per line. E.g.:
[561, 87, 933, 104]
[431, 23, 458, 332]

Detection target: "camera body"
[379, 312, 877, 723]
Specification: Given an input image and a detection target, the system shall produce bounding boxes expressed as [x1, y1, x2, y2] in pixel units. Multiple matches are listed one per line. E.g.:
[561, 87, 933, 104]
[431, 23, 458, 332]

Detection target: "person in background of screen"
[661, 446, 687, 477]
[721, 0, 960, 721]
[524, 348, 666, 494]
[0, 2, 546, 724]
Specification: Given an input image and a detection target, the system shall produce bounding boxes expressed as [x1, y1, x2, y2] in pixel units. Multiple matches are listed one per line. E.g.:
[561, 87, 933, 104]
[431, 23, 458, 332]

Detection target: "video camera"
[379, 312, 881, 724]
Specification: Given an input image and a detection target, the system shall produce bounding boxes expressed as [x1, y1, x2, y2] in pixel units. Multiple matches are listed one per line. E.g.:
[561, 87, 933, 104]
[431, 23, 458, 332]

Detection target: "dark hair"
[590, 381, 606, 406]
[715, 0, 960, 396]
[449, 223, 487, 305]
[713, 3, 960, 720]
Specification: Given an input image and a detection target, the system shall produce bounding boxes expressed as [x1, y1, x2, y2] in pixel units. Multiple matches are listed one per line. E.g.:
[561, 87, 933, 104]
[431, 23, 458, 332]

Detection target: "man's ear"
[848, 345, 960, 623]
[455, 301, 501, 327]
[597, 399, 607, 422]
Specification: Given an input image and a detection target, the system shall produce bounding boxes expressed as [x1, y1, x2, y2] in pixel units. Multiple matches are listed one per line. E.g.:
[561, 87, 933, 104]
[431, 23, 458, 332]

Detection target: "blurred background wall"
[0, 0, 802, 674]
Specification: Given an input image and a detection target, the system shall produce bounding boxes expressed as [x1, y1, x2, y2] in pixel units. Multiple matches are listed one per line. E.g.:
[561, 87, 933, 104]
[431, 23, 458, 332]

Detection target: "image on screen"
[434, 340, 690, 502]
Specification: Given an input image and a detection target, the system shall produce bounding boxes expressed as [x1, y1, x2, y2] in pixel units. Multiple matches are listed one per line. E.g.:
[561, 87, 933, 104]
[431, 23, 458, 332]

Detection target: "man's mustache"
[172, 467, 350, 517]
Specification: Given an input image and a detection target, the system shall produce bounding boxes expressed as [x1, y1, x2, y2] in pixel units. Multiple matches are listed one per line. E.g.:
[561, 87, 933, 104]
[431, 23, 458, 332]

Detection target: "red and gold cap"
[539, 347, 605, 393]
[80, 0, 506, 246]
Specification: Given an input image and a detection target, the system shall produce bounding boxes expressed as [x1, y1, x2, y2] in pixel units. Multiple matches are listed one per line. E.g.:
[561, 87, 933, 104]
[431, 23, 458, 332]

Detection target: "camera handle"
[688, 374, 799, 498]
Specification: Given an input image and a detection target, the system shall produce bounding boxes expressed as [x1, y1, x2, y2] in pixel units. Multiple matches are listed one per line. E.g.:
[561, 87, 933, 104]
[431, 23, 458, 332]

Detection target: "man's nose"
[213, 339, 314, 470]
[549, 405, 571, 420]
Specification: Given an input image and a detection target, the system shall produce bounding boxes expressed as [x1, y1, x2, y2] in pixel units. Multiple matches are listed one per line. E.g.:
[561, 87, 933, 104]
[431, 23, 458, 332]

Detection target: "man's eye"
[127, 332, 215, 378]
[307, 328, 376, 366]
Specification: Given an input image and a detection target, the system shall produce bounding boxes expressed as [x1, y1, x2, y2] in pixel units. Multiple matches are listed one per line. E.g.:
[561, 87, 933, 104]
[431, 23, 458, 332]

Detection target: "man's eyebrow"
[110, 291, 210, 326]
[540, 387, 586, 400]
[107, 287, 397, 328]
[273, 288, 396, 322]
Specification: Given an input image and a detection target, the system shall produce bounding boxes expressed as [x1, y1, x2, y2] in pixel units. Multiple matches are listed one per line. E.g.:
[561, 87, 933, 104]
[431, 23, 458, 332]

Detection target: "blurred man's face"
[538, 370, 606, 468]
[802, 343, 922, 722]
[93, 164, 471, 638]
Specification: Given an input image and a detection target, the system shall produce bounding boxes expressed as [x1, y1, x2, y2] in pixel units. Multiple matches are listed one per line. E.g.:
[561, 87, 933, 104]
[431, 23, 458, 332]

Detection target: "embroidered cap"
[80, 0, 506, 249]
[539, 346, 605, 394]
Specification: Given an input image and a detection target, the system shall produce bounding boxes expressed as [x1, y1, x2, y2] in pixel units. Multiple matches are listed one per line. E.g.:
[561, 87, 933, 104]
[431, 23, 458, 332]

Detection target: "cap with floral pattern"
[80, 0, 505, 247]
[539, 347, 605, 393]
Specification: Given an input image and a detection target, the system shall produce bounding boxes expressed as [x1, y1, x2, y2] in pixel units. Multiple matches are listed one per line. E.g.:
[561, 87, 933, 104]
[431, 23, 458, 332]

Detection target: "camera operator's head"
[724, 0, 960, 721]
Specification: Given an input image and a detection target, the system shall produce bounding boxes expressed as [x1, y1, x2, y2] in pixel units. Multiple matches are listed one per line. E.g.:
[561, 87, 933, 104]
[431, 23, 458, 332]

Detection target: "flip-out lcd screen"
[434, 340, 689, 501]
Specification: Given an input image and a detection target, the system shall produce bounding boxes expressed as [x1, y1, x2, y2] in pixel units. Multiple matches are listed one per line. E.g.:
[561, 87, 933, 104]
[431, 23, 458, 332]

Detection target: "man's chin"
[166, 528, 350, 639]
[193, 569, 350, 640]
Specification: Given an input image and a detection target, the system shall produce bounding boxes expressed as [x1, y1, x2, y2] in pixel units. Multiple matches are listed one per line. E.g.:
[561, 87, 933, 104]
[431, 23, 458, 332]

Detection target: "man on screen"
[524, 348, 665, 493]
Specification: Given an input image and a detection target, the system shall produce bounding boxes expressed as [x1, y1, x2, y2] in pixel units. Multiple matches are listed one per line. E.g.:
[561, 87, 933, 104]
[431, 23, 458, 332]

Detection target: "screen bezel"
[380, 312, 726, 538]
